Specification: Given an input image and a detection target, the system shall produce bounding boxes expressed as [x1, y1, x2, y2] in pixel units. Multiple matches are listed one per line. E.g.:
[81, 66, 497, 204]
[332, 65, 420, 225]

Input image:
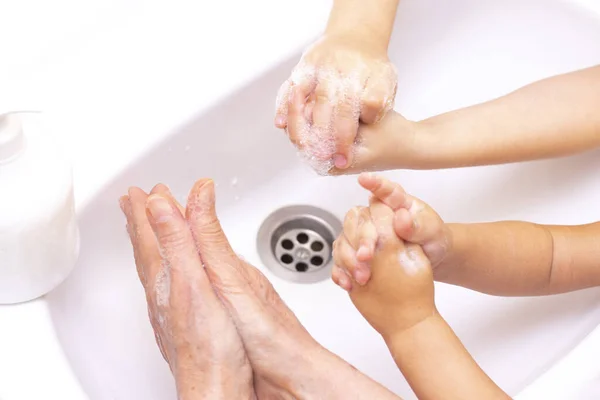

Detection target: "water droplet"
[234, 195, 240, 201]
[231, 177, 238, 187]
[184, 145, 191, 152]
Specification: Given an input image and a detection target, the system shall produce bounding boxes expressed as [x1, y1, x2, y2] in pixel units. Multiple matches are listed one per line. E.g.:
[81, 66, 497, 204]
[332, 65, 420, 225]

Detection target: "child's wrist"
[381, 309, 441, 347]
[433, 223, 463, 281]
[389, 118, 441, 170]
[325, 3, 397, 52]
[374, 114, 432, 170]
[411, 113, 474, 170]
[321, 26, 391, 55]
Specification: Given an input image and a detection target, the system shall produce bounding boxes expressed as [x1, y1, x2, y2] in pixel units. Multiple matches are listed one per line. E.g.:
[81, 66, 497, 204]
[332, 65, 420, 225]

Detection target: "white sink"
[46, 0, 600, 398]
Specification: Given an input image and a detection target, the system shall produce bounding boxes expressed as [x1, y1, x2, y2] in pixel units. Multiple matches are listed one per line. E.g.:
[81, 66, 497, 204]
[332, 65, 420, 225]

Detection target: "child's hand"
[328, 112, 422, 176]
[334, 174, 511, 400]
[335, 173, 451, 286]
[275, 34, 397, 173]
[332, 186, 436, 337]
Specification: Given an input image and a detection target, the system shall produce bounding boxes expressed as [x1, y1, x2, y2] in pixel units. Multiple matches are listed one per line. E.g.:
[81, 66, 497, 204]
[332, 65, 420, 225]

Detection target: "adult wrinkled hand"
[120, 184, 255, 399]
[275, 34, 398, 175]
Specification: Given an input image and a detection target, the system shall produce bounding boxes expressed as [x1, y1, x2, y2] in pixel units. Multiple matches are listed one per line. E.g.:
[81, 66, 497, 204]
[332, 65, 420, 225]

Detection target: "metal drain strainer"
[257, 205, 342, 283]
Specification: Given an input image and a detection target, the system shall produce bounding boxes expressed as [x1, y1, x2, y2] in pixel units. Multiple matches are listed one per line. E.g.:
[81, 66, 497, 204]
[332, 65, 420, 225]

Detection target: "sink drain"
[257, 205, 342, 283]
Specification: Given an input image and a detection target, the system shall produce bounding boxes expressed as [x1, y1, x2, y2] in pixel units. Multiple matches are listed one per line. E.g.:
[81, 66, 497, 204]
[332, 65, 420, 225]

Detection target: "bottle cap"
[0, 95, 41, 163]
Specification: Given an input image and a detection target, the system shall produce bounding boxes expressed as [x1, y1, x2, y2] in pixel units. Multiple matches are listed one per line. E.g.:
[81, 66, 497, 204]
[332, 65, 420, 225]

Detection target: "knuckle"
[157, 228, 189, 251]
[358, 206, 371, 221]
[315, 92, 330, 105]
[336, 102, 358, 120]
[314, 83, 330, 104]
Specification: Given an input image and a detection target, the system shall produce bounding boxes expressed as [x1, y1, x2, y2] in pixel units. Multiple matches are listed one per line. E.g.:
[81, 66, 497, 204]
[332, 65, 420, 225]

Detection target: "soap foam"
[398, 247, 424, 276]
[293, 65, 363, 175]
[276, 55, 398, 175]
[371, 61, 399, 122]
[154, 260, 171, 308]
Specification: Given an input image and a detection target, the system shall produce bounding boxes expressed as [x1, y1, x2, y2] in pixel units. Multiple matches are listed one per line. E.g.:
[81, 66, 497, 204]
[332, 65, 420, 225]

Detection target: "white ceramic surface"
[41, 0, 600, 399]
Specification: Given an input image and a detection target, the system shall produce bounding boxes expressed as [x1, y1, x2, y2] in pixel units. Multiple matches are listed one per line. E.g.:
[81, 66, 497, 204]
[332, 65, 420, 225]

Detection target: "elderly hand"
[120, 184, 255, 400]
[121, 179, 402, 400]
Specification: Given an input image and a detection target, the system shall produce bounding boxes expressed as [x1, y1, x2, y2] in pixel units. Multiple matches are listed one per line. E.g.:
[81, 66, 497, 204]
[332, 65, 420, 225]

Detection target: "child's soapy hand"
[332, 178, 436, 337]
[275, 34, 397, 175]
[334, 173, 451, 286]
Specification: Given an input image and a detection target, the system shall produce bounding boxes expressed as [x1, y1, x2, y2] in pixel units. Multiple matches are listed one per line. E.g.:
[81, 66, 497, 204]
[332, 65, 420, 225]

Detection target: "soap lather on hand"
[274, 34, 398, 176]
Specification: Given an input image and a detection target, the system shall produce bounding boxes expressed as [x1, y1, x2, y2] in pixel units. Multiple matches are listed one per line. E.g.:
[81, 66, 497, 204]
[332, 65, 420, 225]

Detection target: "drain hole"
[296, 262, 309, 272]
[257, 205, 342, 283]
[310, 256, 324, 266]
[297, 233, 309, 244]
[310, 241, 324, 252]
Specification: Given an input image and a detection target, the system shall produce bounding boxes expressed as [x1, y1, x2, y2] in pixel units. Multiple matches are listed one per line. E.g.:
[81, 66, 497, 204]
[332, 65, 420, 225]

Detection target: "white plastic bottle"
[0, 109, 79, 304]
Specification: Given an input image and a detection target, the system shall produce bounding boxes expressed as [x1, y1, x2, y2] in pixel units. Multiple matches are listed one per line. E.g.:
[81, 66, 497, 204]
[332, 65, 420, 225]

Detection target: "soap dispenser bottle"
[0, 110, 79, 304]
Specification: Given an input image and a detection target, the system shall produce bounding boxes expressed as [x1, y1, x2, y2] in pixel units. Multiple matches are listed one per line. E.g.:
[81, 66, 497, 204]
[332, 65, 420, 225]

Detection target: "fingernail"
[357, 245, 370, 260]
[152, 183, 171, 194]
[355, 269, 369, 285]
[147, 195, 173, 223]
[333, 154, 347, 168]
[275, 115, 287, 127]
[339, 274, 352, 292]
[196, 179, 215, 205]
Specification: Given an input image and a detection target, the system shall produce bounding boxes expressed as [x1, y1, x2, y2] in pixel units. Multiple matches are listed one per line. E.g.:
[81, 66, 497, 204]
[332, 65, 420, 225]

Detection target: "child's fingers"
[286, 77, 317, 147]
[358, 173, 412, 211]
[342, 206, 378, 261]
[359, 173, 446, 251]
[392, 208, 416, 240]
[392, 200, 445, 247]
[342, 206, 362, 247]
[275, 79, 292, 128]
[331, 264, 353, 292]
[356, 214, 378, 264]
[368, 198, 404, 252]
[333, 236, 370, 286]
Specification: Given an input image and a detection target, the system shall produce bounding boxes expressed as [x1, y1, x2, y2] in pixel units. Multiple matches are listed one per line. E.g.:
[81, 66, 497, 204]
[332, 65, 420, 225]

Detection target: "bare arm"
[325, 0, 400, 52]
[436, 221, 600, 296]
[333, 65, 600, 174]
[386, 313, 509, 400]
[415, 65, 600, 168]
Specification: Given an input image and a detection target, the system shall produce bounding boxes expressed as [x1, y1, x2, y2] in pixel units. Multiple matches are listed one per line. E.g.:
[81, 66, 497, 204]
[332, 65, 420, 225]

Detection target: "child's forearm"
[386, 312, 509, 400]
[404, 65, 600, 169]
[437, 221, 600, 296]
[325, 0, 400, 51]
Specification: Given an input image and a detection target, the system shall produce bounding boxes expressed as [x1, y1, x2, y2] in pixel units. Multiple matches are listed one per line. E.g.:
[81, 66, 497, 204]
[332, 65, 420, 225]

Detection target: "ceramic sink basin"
[46, 0, 600, 398]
